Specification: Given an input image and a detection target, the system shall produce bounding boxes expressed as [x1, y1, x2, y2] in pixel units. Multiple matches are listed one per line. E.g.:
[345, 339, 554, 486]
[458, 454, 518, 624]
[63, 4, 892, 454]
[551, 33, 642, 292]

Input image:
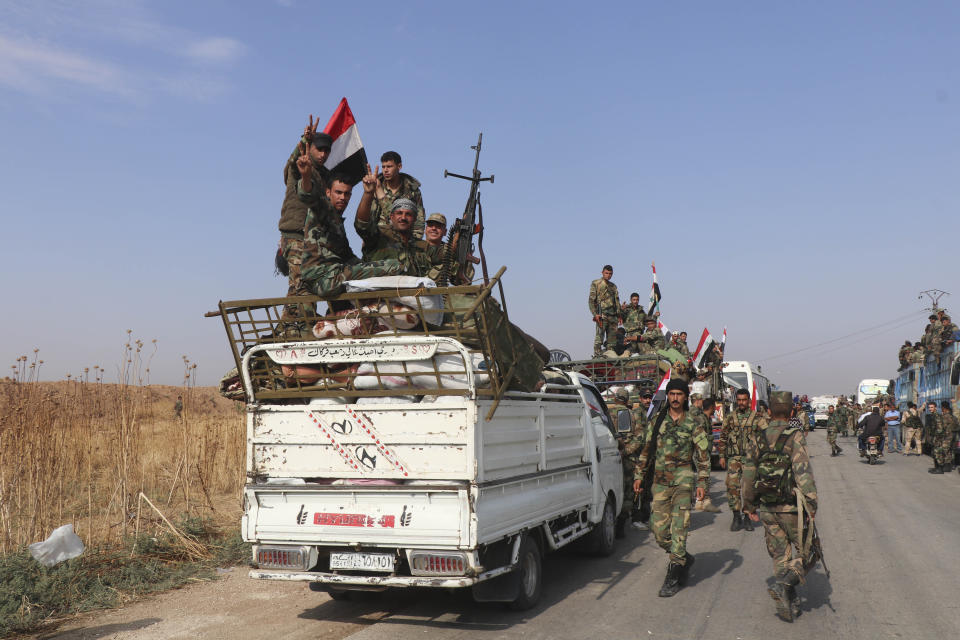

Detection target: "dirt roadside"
[31, 569, 397, 640]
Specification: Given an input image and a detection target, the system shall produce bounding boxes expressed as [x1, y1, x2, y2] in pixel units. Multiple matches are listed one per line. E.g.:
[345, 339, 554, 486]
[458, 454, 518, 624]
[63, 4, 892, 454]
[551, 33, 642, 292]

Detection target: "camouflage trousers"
[280, 235, 314, 320]
[593, 316, 618, 356]
[301, 259, 403, 297]
[725, 456, 744, 511]
[827, 427, 837, 446]
[650, 482, 693, 565]
[904, 426, 922, 454]
[758, 508, 820, 583]
[933, 434, 955, 466]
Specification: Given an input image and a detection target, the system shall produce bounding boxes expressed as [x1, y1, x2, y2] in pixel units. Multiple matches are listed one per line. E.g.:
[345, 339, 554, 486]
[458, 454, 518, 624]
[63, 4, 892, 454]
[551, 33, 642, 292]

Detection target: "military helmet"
[615, 388, 629, 402]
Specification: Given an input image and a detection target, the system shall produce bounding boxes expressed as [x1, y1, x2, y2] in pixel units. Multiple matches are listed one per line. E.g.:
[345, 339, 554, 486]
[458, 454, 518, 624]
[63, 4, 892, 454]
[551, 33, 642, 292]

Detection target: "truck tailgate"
[245, 484, 469, 548]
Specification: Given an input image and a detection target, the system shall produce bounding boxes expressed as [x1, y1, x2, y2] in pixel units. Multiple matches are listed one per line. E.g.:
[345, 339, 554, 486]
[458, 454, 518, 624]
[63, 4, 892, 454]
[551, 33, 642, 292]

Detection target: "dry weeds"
[0, 341, 244, 554]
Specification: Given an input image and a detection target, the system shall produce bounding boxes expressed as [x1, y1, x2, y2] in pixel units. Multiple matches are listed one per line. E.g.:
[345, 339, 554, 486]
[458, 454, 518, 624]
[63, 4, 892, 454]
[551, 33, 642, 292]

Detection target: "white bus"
[857, 379, 891, 406]
[722, 361, 772, 408]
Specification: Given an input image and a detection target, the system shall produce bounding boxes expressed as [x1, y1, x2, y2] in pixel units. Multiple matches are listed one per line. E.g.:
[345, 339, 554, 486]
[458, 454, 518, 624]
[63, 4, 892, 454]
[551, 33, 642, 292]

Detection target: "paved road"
[43, 432, 960, 640]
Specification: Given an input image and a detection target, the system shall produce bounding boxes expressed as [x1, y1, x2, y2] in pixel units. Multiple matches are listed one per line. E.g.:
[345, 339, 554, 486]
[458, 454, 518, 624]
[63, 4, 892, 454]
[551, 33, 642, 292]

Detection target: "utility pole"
[918, 289, 949, 312]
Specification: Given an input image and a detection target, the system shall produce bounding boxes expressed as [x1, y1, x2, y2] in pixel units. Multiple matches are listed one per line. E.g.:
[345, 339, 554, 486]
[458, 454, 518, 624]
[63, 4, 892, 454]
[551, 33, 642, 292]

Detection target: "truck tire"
[508, 536, 542, 611]
[587, 495, 617, 556]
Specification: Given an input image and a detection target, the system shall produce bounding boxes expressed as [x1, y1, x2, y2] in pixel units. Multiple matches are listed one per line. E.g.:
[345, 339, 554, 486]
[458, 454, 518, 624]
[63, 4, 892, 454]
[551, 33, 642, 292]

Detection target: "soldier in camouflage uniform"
[834, 400, 849, 437]
[940, 315, 959, 351]
[925, 401, 948, 473]
[898, 341, 913, 369]
[588, 265, 622, 356]
[621, 293, 646, 352]
[690, 395, 721, 513]
[742, 390, 821, 623]
[825, 405, 842, 456]
[278, 123, 334, 316]
[355, 194, 439, 277]
[607, 388, 637, 526]
[675, 331, 691, 357]
[639, 316, 666, 354]
[936, 401, 959, 472]
[719, 388, 766, 530]
[298, 160, 403, 297]
[372, 151, 427, 239]
[632, 378, 711, 597]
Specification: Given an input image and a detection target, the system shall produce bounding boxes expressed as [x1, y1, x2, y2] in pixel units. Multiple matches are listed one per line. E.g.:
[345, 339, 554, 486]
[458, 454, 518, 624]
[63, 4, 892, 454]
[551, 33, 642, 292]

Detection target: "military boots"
[730, 512, 743, 531]
[677, 553, 695, 587]
[658, 562, 683, 597]
[741, 512, 754, 532]
[768, 582, 794, 622]
[929, 464, 944, 474]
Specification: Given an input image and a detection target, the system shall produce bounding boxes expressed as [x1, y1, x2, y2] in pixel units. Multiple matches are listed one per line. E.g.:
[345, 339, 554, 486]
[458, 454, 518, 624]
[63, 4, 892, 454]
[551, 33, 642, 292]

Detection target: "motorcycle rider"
[858, 406, 885, 457]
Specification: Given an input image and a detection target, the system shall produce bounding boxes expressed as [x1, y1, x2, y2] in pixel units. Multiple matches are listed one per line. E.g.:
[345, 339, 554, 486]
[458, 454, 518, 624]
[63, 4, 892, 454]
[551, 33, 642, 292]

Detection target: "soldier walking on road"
[925, 402, 948, 473]
[633, 379, 711, 597]
[690, 396, 721, 513]
[939, 401, 959, 472]
[719, 389, 766, 530]
[588, 265, 621, 357]
[825, 405, 842, 456]
[742, 390, 823, 623]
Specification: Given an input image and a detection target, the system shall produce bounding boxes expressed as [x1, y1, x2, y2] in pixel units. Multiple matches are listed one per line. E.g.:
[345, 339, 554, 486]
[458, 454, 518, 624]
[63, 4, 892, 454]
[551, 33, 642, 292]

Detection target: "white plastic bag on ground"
[29, 524, 85, 567]
[343, 276, 443, 326]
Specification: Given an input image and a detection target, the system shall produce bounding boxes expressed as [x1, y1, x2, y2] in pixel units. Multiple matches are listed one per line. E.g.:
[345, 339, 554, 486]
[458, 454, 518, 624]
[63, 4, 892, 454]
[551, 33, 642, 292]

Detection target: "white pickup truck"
[215, 279, 624, 609]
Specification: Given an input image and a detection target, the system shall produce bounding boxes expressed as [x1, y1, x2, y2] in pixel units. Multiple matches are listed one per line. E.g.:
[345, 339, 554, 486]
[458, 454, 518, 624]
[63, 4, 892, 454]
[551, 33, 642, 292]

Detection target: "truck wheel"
[588, 496, 617, 556]
[508, 536, 542, 611]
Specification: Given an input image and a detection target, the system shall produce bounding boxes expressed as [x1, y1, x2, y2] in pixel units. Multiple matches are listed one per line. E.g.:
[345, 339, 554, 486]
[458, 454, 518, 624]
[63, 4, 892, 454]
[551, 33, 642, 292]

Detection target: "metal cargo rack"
[206, 268, 538, 418]
[547, 355, 671, 390]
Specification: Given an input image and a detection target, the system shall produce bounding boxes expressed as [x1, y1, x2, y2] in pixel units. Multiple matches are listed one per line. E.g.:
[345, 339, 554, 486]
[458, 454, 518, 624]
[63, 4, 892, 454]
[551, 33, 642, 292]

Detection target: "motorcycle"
[865, 435, 880, 465]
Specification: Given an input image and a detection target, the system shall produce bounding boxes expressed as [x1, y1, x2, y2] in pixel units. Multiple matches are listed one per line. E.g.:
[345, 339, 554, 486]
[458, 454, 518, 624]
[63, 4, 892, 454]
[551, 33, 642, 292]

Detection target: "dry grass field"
[0, 344, 245, 555]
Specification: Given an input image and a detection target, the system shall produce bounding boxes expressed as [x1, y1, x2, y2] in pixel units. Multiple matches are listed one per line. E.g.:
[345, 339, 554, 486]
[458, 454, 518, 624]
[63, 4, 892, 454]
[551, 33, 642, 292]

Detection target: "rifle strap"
[641, 407, 670, 484]
[794, 487, 829, 579]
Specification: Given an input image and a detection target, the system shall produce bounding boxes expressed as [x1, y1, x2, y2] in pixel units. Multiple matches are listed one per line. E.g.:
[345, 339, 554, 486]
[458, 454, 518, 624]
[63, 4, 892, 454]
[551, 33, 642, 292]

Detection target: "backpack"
[754, 427, 798, 504]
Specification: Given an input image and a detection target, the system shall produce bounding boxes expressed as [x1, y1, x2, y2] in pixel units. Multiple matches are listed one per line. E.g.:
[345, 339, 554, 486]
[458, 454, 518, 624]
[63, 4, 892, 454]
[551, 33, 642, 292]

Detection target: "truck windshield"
[724, 372, 749, 392]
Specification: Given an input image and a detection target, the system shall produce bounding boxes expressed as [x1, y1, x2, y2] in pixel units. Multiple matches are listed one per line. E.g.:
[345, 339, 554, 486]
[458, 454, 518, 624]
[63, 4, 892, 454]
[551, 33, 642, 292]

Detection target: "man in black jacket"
[858, 407, 885, 457]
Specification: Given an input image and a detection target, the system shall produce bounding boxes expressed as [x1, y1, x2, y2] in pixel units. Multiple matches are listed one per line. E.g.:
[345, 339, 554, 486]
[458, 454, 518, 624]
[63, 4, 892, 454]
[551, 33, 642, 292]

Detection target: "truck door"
[581, 386, 623, 510]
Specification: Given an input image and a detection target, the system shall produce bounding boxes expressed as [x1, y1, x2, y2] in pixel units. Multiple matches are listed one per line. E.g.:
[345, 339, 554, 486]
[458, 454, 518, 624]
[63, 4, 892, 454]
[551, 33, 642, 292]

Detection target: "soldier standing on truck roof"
[277, 117, 333, 317]
[588, 265, 621, 357]
[742, 390, 822, 623]
[719, 388, 766, 531]
[632, 378, 711, 597]
[298, 159, 404, 297]
[372, 151, 427, 239]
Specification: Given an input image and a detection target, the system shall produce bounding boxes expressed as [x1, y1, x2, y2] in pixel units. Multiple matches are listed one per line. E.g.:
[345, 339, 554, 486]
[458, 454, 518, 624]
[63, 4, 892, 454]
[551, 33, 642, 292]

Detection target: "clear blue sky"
[1, 1, 957, 395]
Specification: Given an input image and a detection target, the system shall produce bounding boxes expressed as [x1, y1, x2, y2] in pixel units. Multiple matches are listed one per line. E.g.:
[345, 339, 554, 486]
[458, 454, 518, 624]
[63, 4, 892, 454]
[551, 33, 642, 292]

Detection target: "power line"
[768, 315, 921, 369]
[757, 310, 927, 363]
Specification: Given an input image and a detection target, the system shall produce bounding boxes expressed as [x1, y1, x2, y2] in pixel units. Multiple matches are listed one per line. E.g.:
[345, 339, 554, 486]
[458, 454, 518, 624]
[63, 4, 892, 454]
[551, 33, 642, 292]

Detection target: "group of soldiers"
[898, 309, 959, 368]
[606, 382, 820, 622]
[587, 265, 724, 375]
[276, 116, 455, 312]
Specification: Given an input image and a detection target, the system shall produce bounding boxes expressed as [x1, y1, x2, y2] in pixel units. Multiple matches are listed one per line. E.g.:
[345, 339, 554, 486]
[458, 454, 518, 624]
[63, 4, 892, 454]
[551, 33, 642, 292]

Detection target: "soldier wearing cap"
[633, 378, 711, 597]
[742, 390, 822, 623]
[424, 213, 447, 247]
[278, 120, 336, 313]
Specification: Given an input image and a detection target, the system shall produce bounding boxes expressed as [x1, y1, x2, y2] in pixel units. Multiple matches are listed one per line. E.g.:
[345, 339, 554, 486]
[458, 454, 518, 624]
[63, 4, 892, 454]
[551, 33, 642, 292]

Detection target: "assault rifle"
[438, 133, 494, 286]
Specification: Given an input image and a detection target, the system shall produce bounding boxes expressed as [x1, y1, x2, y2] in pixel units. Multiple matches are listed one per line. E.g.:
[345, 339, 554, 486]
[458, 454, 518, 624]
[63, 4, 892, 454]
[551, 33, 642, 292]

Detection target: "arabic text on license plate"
[329, 552, 395, 572]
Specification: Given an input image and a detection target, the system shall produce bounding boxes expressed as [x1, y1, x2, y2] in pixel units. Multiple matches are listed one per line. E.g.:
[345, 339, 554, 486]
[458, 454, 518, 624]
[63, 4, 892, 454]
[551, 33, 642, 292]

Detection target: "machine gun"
[438, 133, 494, 286]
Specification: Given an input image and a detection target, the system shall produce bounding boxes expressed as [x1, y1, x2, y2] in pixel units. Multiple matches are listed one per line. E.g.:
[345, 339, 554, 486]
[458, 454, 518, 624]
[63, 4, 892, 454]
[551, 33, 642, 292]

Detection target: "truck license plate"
[329, 552, 395, 572]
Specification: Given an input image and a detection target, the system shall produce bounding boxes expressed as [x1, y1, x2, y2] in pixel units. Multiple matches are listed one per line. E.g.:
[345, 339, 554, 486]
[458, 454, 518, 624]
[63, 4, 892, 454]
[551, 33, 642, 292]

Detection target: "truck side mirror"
[616, 409, 632, 433]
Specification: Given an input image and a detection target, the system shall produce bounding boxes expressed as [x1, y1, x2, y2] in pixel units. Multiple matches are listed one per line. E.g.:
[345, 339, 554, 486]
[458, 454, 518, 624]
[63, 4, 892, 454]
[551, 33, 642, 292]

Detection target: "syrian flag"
[721, 327, 727, 348]
[647, 262, 661, 316]
[692, 328, 717, 369]
[750, 379, 758, 411]
[657, 318, 671, 342]
[648, 368, 672, 419]
[322, 98, 367, 186]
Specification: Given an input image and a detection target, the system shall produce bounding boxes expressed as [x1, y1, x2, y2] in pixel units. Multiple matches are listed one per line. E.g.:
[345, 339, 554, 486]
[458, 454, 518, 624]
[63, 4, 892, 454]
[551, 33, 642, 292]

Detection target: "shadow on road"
[39, 617, 162, 640]
[296, 529, 649, 630]
[685, 548, 743, 587]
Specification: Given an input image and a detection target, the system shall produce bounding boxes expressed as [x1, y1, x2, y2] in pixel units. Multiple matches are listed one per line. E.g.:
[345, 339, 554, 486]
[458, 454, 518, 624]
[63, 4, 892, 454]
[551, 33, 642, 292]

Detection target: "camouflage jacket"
[742, 419, 817, 515]
[279, 144, 330, 235]
[621, 304, 645, 337]
[720, 409, 765, 458]
[640, 327, 666, 351]
[940, 323, 959, 342]
[622, 406, 651, 457]
[298, 179, 359, 292]
[373, 173, 426, 239]
[825, 412, 841, 433]
[634, 409, 711, 491]
[924, 411, 944, 438]
[674, 340, 691, 357]
[942, 412, 960, 434]
[588, 279, 621, 318]
[355, 216, 440, 278]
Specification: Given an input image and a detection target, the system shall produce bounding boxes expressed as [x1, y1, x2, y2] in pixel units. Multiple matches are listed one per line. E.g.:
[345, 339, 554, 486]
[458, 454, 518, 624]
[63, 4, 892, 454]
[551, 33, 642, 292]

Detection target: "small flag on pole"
[322, 98, 368, 185]
[647, 262, 661, 317]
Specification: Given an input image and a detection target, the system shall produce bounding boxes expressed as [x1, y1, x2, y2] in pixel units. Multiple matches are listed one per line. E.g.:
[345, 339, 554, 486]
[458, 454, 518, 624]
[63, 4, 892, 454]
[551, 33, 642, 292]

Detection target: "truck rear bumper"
[249, 565, 513, 588]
